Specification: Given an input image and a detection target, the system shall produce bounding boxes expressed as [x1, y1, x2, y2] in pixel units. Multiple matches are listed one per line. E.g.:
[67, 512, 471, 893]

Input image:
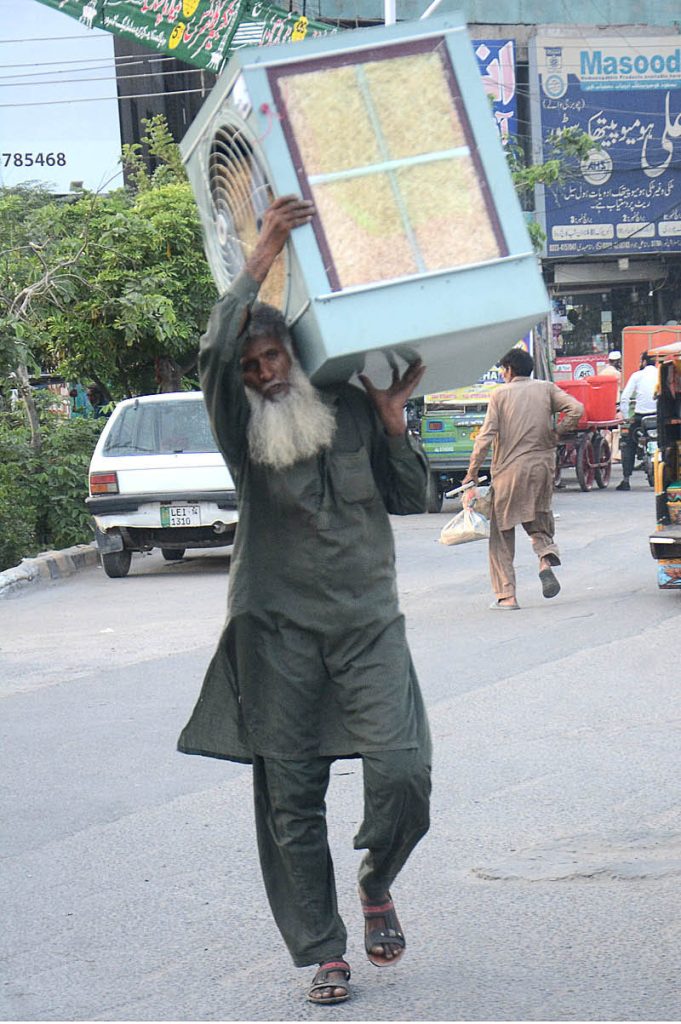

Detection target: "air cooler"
[181, 12, 549, 394]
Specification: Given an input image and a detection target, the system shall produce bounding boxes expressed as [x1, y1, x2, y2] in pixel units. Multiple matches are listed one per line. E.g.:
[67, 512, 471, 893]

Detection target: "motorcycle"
[621, 415, 657, 487]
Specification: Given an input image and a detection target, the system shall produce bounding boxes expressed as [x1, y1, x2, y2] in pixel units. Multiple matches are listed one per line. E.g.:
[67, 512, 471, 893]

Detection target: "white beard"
[245, 361, 337, 470]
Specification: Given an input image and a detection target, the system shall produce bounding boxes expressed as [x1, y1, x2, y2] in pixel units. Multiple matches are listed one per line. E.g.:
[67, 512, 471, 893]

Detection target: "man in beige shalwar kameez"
[462, 348, 584, 609]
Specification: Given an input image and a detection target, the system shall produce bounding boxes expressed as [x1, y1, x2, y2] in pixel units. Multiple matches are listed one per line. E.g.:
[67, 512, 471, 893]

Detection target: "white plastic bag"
[463, 485, 492, 519]
[439, 506, 490, 546]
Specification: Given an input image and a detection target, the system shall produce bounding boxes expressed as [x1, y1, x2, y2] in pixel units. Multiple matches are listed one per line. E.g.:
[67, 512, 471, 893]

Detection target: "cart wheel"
[594, 435, 612, 489]
[554, 446, 563, 487]
[576, 435, 596, 491]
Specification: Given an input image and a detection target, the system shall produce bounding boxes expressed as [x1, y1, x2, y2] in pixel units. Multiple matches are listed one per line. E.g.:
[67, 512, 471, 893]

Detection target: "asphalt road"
[2, 466, 681, 1021]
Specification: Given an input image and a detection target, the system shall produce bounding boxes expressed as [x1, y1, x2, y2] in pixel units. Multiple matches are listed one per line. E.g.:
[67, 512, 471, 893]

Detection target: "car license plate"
[160, 504, 201, 527]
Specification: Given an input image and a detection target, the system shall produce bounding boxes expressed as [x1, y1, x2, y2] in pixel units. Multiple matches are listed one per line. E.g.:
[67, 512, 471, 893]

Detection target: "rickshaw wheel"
[576, 435, 596, 491]
[594, 435, 612, 488]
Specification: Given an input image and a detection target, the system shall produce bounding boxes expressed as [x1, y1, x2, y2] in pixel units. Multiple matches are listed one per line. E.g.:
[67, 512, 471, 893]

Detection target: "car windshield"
[103, 399, 220, 456]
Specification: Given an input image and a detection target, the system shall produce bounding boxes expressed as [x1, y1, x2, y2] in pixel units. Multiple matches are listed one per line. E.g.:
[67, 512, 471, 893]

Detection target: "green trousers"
[252, 749, 431, 967]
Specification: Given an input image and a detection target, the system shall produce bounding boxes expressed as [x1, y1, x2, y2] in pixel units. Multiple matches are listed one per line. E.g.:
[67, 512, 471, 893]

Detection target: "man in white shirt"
[616, 351, 658, 491]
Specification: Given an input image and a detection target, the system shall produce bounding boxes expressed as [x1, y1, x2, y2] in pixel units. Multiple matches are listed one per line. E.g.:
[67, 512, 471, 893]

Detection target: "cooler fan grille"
[208, 124, 272, 285]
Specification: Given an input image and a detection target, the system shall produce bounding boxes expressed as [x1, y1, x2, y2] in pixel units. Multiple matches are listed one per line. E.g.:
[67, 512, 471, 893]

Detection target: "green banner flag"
[34, 1, 337, 74]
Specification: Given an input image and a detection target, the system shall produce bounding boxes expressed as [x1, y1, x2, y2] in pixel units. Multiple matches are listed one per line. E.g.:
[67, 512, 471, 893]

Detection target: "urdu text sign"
[531, 33, 681, 257]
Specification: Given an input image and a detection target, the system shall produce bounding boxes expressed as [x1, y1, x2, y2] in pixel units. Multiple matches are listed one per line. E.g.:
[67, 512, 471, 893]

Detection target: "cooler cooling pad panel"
[270, 41, 505, 290]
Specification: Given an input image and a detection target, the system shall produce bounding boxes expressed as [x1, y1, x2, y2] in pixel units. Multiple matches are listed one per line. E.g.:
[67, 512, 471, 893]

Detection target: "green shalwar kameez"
[178, 271, 432, 967]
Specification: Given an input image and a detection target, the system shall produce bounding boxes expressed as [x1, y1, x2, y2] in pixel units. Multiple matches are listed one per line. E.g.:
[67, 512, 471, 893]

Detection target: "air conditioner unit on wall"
[181, 13, 549, 394]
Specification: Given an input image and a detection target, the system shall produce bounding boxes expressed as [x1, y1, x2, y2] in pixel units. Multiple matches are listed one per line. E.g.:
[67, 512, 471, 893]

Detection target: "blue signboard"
[473, 38, 517, 145]
[531, 32, 681, 257]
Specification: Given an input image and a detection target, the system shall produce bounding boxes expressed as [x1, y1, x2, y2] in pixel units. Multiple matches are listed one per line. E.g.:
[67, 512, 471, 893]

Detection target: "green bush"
[0, 427, 39, 572]
[0, 407, 104, 572]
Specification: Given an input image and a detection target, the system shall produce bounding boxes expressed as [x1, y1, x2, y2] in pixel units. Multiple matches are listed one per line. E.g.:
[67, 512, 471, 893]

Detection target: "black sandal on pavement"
[360, 892, 406, 967]
[539, 567, 560, 598]
[307, 959, 351, 1005]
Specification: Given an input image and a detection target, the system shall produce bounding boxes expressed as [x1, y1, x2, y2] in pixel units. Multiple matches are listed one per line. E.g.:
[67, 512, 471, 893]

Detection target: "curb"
[0, 543, 101, 599]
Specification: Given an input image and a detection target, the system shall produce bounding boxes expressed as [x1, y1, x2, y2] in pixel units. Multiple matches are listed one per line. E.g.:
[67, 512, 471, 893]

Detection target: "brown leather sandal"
[360, 892, 406, 967]
[307, 959, 351, 1005]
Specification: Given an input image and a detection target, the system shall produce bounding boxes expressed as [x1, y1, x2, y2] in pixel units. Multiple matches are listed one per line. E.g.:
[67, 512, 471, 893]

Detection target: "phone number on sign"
[3, 152, 66, 167]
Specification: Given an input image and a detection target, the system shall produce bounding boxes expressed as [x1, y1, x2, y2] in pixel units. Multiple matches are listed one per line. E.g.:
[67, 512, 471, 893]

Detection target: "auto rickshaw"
[647, 341, 681, 589]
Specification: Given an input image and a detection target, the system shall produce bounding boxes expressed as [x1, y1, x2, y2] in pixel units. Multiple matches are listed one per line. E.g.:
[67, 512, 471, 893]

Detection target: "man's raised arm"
[199, 196, 314, 467]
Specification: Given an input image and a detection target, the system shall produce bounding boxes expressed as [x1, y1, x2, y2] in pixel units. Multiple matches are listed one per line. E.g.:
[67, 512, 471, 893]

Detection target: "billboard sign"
[0, 2, 123, 192]
[531, 31, 681, 257]
[425, 336, 531, 404]
[33, 1, 335, 76]
[473, 38, 517, 145]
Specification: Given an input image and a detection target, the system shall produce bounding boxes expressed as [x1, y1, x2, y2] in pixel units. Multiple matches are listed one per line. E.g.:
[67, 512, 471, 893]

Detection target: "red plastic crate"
[557, 379, 589, 428]
[557, 376, 618, 426]
[584, 376, 618, 422]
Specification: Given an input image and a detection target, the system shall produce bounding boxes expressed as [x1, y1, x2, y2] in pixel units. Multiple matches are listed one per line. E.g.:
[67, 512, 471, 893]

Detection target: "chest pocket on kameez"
[265, 459, 321, 517]
[328, 447, 377, 505]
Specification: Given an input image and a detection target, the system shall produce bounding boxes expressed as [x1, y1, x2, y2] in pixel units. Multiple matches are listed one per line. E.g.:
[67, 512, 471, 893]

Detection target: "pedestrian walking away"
[462, 347, 584, 609]
[616, 351, 658, 491]
[178, 196, 432, 1007]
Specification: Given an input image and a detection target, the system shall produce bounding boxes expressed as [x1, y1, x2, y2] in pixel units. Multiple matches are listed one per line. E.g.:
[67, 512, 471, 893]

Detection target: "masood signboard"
[530, 31, 681, 257]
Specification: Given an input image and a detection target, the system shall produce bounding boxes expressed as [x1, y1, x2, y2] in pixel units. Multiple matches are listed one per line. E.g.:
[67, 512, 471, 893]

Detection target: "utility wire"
[0, 54, 182, 76]
[0, 32, 119, 44]
[0, 66, 206, 87]
[0, 86, 207, 108]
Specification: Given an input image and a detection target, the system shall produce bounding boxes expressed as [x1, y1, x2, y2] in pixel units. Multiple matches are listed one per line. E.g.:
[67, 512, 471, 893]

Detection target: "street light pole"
[384, 0, 396, 25]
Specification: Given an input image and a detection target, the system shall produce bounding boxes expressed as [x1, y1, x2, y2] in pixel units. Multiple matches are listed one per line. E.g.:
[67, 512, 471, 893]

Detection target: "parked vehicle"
[86, 392, 238, 578]
[417, 384, 498, 512]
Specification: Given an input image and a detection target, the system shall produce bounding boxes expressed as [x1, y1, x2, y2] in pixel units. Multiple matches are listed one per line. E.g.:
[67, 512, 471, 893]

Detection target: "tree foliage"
[0, 115, 216, 408]
[0, 115, 216, 569]
[506, 126, 594, 250]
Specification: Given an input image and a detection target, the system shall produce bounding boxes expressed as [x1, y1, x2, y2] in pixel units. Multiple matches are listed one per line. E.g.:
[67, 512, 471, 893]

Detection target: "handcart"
[554, 419, 619, 491]
[554, 376, 619, 491]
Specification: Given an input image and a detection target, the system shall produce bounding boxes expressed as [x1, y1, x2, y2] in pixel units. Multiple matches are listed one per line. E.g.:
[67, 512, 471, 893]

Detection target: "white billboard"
[0, 0, 123, 193]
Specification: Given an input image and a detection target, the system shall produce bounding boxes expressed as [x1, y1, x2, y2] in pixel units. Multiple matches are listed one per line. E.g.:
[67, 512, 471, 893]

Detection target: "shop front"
[547, 257, 681, 361]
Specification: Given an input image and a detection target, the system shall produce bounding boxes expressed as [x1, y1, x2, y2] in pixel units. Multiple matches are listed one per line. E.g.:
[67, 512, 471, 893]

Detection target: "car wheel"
[101, 550, 132, 578]
[162, 548, 186, 561]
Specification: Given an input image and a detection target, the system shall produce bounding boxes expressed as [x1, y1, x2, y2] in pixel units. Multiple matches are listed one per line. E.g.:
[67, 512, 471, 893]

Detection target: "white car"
[86, 392, 238, 578]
